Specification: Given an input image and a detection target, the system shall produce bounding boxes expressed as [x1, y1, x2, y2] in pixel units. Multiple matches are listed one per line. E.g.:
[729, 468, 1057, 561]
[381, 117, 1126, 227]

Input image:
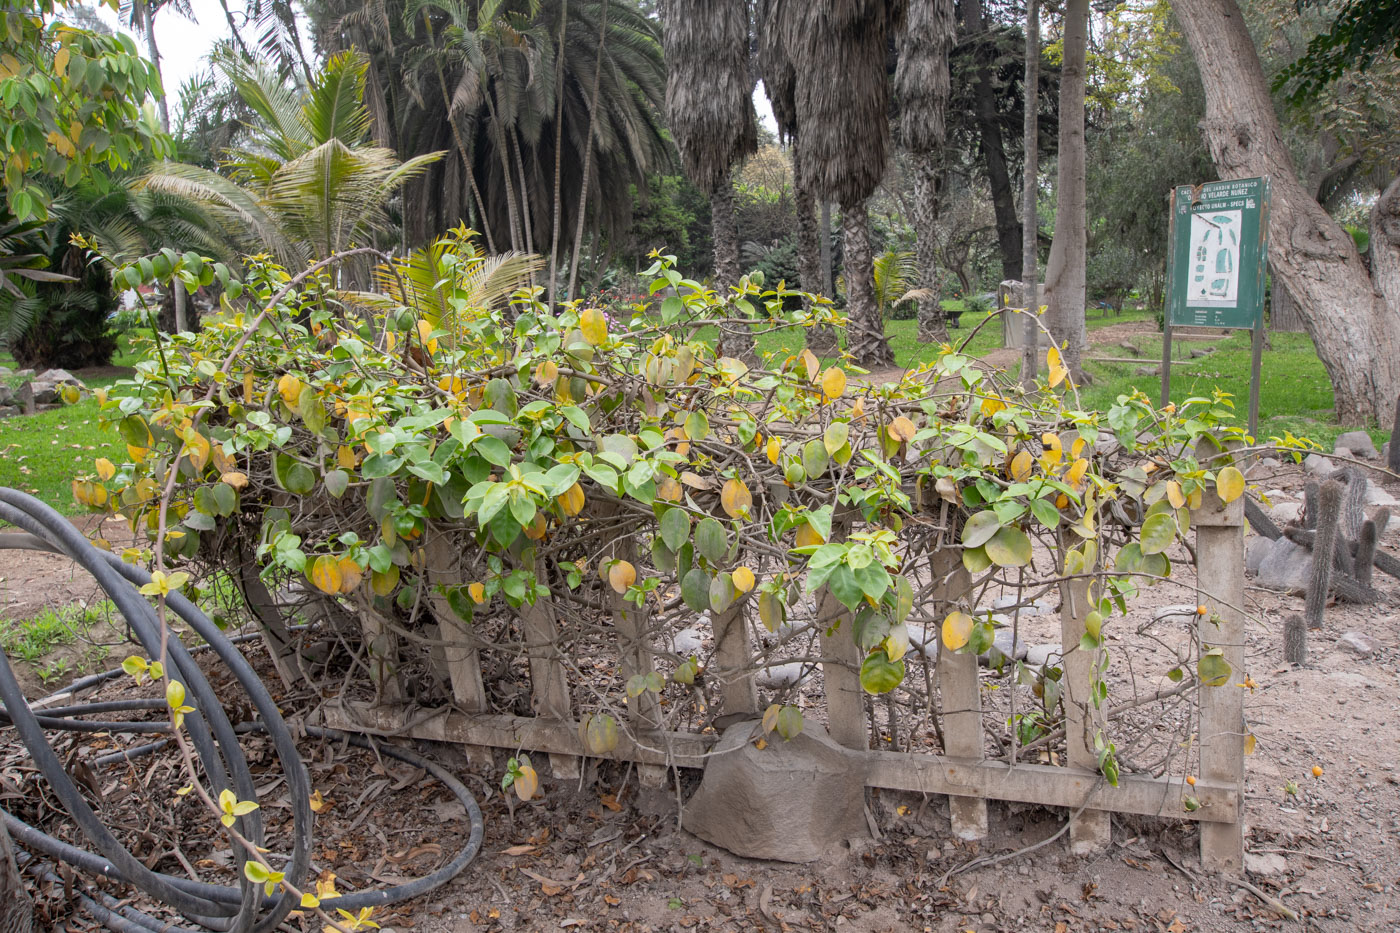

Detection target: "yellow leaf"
[1215, 466, 1245, 504]
[656, 476, 682, 502]
[720, 478, 752, 519]
[680, 471, 712, 490]
[183, 430, 211, 471]
[608, 560, 637, 594]
[1040, 432, 1063, 468]
[336, 445, 359, 469]
[95, 457, 115, 481]
[337, 557, 363, 594]
[579, 307, 608, 345]
[371, 565, 400, 596]
[799, 348, 819, 381]
[277, 373, 304, 406]
[1065, 457, 1089, 489]
[524, 511, 548, 540]
[53, 47, 69, 75]
[243, 369, 254, 403]
[1047, 345, 1069, 387]
[468, 582, 486, 604]
[221, 471, 248, 489]
[535, 360, 559, 386]
[795, 522, 825, 549]
[557, 482, 586, 516]
[211, 444, 235, 474]
[731, 566, 755, 593]
[980, 396, 1006, 418]
[941, 611, 973, 652]
[416, 318, 438, 354]
[128, 444, 149, 463]
[821, 366, 847, 399]
[309, 555, 343, 595]
[1166, 480, 1185, 509]
[850, 397, 866, 421]
[309, 789, 331, 813]
[765, 435, 781, 465]
[514, 764, 539, 802]
[1009, 450, 1033, 483]
[887, 416, 916, 443]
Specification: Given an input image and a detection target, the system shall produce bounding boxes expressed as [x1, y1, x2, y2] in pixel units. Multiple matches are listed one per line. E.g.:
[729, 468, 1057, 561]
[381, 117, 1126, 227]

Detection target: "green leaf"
[824, 422, 849, 456]
[1197, 650, 1231, 687]
[827, 564, 865, 611]
[962, 544, 992, 573]
[474, 435, 513, 467]
[709, 572, 737, 613]
[801, 439, 829, 480]
[985, 525, 1032, 567]
[681, 569, 710, 612]
[695, 518, 728, 563]
[961, 510, 1001, 548]
[1139, 512, 1177, 555]
[660, 507, 691, 552]
[1030, 497, 1062, 529]
[684, 410, 709, 443]
[859, 649, 905, 695]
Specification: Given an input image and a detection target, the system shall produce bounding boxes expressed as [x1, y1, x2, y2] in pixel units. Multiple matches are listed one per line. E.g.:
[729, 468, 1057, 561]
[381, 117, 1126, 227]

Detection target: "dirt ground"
[3, 324, 1399, 932]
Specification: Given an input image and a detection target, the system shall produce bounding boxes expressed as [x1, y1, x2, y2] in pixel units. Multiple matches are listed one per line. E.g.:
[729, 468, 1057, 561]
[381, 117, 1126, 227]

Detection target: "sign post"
[1163, 177, 1271, 437]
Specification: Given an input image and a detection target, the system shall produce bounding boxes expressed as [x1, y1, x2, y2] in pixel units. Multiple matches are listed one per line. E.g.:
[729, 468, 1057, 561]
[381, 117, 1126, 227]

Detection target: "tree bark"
[711, 180, 758, 363]
[568, 0, 609, 301]
[913, 157, 949, 344]
[548, 0, 568, 305]
[1269, 265, 1304, 332]
[1042, 0, 1088, 379]
[844, 200, 895, 367]
[796, 146, 839, 353]
[820, 199, 834, 295]
[964, 0, 1022, 280]
[1019, 0, 1040, 388]
[1173, 0, 1400, 424]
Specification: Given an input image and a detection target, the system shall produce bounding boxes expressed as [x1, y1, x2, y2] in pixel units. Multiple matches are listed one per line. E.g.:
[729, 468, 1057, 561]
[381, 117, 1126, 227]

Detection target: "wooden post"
[423, 527, 492, 766]
[930, 548, 986, 840]
[1057, 543, 1111, 853]
[604, 532, 667, 788]
[1195, 461, 1247, 873]
[711, 602, 758, 717]
[517, 544, 579, 780]
[819, 511, 867, 750]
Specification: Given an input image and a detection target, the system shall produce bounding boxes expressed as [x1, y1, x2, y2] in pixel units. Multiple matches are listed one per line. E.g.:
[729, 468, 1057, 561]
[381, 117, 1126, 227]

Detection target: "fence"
[322, 478, 1247, 872]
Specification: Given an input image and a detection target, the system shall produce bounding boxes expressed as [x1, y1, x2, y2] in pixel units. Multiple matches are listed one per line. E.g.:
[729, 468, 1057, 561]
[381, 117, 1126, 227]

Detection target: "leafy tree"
[1274, 0, 1400, 101]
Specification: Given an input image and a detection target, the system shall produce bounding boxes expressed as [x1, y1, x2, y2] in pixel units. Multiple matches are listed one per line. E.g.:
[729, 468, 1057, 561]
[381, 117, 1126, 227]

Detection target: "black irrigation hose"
[0, 489, 484, 930]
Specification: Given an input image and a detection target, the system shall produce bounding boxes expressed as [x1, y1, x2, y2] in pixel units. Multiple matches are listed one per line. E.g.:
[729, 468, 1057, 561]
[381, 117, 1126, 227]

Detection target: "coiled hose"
[0, 489, 484, 931]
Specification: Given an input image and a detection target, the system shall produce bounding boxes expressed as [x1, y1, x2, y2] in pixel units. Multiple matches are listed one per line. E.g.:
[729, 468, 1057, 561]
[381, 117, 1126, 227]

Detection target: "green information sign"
[1167, 176, 1271, 329]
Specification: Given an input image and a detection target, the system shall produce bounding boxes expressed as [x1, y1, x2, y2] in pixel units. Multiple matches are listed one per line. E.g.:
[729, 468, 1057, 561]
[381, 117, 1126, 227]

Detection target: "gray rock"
[1024, 643, 1063, 668]
[979, 629, 1027, 666]
[672, 628, 706, 655]
[0, 384, 12, 406]
[31, 384, 60, 405]
[0, 405, 18, 418]
[1304, 453, 1336, 477]
[1333, 446, 1353, 460]
[1366, 484, 1398, 508]
[906, 623, 937, 657]
[1269, 501, 1303, 525]
[755, 661, 809, 689]
[1336, 632, 1379, 658]
[33, 367, 79, 388]
[16, 381, 33, 415]
[1335, 431, 1379, 460]
[12, 369, 34, 379]
[1257, 456, 1282, 470]
[1134, 365, 1158, 377]
[1249, 536, 1313, 593]
[991, 594, 1046, 616]
[1094, 431, 1120, 458]
[1189, 348, 1211, 359]
[1151, 604, 1199, 624]
[682, 722, 869, 862]
[1245, 852, 1287, 876]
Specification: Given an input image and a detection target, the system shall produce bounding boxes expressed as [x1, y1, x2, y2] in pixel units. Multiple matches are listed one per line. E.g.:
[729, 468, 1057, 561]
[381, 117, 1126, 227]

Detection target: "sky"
[83, 1, 781, 132]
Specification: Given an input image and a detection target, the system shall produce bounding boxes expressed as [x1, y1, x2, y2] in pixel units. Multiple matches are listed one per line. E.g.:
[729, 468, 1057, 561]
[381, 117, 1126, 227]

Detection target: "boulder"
[1304, 453, 1336, 477]
[30, 384, 60, 406]
[1335, 431, 1379, 460]
[756, 662, 810, 689]
[0, 405, 18, 418]
[16, 382, 33, 415]
[1366, 484, 1398, 508]
[34, 368, 79, 387]
[1134, 366, 1158, 377]
[682, 722, 870, 862]
[1024, 643, 1063, 668]
[1245, 852, 1287, 876]
[1336, 632, 1379, 658]
[12, 369, 34, 379]
[1248, 537, 1312, 593]
[979, 629, 1027, 666]
[1269, 501, 1303, 525]
[0, 384, 12, 406]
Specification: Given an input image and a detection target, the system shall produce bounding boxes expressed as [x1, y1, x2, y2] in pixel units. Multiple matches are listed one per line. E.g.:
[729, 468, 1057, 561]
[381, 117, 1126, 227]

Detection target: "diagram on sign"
[1188, 209, 1241, 307]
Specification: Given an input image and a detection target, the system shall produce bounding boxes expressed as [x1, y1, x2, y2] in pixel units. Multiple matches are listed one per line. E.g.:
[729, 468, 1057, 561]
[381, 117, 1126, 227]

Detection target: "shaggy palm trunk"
[568, 0, 609, 301]
[512, 127, 535, 257]
[913, 158, 948, 344]
[964, 0, 1021, 279]
[1174, 0, 1400, 423]
[1019, 0, 1040, 389]
[1042, 0, 1088, 379]
[820, 200, 833, 295]
[844, 201, 894, 367]
[424, 13, 496, 253]
[548, 0, 569, 306]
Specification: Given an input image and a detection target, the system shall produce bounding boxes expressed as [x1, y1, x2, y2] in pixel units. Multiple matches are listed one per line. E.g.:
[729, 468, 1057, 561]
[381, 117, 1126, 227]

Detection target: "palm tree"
[319, 0, 671, 295]
[895, 0, 955, 346]
[784, 0, 898, 368]
[140, 51, 443, 273]
[662, 0, 758, 360]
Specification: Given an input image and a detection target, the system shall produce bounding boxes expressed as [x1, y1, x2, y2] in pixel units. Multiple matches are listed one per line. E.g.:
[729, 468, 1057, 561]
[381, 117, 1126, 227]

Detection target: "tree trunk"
[1042, 0, 1088, 379]
[568, 0, 609, 301]
[964, 0, 1022, 280]
[1269, 265, 1304, 332]
[548, 0, 568, 305]
[711, 180, 757, 363]
[1019, 0, 1040, 388]
[844, 200, 895, 367]
[1173, 0, 1400, 424]
[796, 147, 838, 353]
[820, 200, 834, 295]
[913, 157, 949, 344]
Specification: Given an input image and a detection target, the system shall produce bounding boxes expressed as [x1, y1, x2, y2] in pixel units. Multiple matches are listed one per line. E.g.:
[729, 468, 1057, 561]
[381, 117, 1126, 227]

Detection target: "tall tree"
[1042, 0, 1088, 378]
[960, 0, 1022, 280]
[1019, 0, 1039, 387]
[663, 0, 758, 359]
[897, 0, 956, 346]
[1173, 0, 1400, 422]
[788, 0, 898, 367]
